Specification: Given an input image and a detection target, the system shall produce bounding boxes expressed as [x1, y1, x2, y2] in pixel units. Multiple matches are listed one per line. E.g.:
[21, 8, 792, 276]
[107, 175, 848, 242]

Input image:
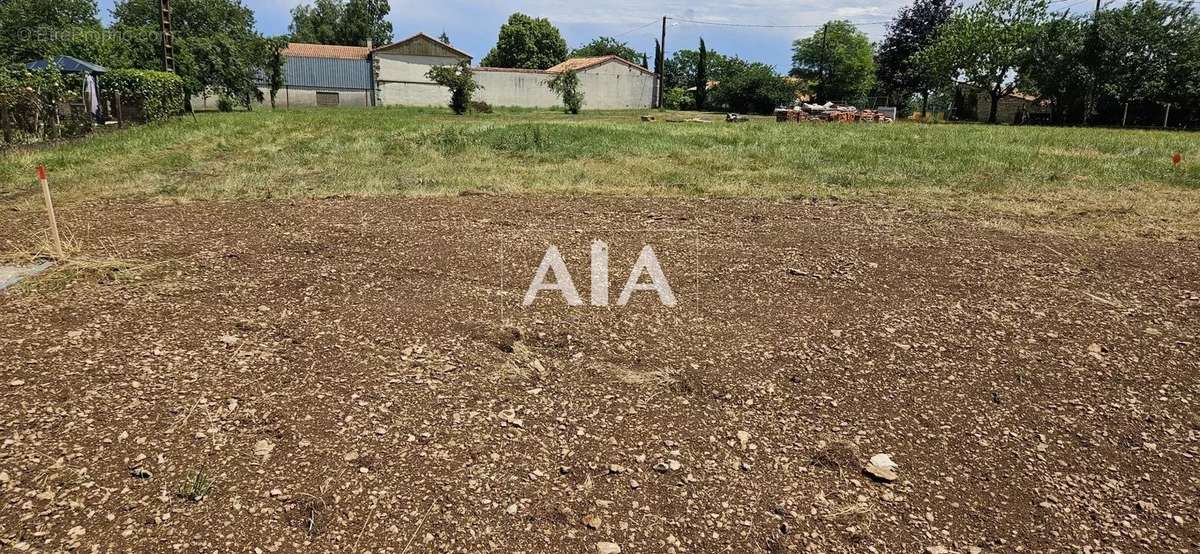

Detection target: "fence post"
[0, 103, 10, 144]
[115, 92, 125, 128]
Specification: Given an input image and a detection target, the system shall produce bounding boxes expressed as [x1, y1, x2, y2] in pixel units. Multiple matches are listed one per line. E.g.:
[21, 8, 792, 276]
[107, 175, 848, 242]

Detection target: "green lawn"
[2, 106, 1198, 236]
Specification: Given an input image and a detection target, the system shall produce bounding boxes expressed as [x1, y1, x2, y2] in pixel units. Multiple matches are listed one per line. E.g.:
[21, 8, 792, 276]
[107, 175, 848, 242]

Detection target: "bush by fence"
[0, 64, 91, 144]
[99, 69, 184, 123]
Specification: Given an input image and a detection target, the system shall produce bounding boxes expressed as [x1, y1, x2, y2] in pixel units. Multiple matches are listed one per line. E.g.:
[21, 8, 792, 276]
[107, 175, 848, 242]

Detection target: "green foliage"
[1096, 0, 1198, 106]
[571, 36, 642, 65]
[176, 468, 213, 501]
[263, 36, 288, 109]
[710, 63, 798, 114]
[876, 0, 957, 109]
[0, 0, 112, 66]
[112, 0, 262, 103]
[922, 0, 1048, 122]
[664, 48, 744, 91]
[547, 70, 584, 114]
[662, 87, 691, 110]
[1023, 16, 1090, 122]
[426, 62, 481, 115]
[0, 64, 90, 141]
[290, 0, 392, 47]
[481, 13, 568, 70]
[695, 39, 708, 111]
[101, 69, 185, 122]
[791, 20, 877, 103]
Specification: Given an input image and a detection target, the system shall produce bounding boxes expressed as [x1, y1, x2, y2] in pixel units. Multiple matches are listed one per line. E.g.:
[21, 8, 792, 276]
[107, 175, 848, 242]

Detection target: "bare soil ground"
[1, 196, 1197, 553]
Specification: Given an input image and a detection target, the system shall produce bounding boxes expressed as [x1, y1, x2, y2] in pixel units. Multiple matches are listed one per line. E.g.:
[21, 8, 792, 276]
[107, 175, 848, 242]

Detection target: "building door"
[316, 92, 340, 107]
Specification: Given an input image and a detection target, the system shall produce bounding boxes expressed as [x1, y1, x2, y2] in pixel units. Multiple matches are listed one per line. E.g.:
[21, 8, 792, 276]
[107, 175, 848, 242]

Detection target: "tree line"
[802, 0, 1200, 126]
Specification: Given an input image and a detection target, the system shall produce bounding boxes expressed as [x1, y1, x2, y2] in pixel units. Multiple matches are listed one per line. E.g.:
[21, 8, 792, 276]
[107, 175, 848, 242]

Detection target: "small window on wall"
[316, 92, 340, 107]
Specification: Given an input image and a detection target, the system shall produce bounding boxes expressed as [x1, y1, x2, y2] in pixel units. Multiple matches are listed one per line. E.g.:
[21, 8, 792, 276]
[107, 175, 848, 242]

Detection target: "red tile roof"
[546, 55, 655, 75]
[283, 43, 370, 60]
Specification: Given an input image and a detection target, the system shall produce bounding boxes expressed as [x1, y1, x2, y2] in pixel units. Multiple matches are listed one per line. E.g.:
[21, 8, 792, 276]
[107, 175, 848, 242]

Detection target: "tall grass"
[1, 107, 1197, 235]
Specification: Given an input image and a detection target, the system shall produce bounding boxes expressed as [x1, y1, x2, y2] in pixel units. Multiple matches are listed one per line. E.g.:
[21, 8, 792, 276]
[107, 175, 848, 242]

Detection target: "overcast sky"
[97, 0, 915, 71]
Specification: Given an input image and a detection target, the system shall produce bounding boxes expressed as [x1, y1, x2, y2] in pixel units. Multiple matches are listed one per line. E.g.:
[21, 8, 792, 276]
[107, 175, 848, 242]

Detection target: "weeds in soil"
[286, 493, 333, 537]
[810, 438, 861, 473]
[177, 467, 213, 501]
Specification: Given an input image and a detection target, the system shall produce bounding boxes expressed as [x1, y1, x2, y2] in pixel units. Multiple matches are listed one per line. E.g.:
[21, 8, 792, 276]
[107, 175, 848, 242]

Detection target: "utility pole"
[658, 16, 667, 109]
[819, 22, 829, 103]
[160, 0, 175, 73]
[1084, 0, 1101, 124]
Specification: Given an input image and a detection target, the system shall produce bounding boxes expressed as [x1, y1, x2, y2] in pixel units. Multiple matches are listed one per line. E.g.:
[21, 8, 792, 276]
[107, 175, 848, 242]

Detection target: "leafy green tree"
[570, 36, 641, 64]
[547, 70, 583, 113]
[0, 0, 119, 65]
[791, 20, 877, 103]
[263, 36, 288, 109]
[289, 0, 391, 46]
[663, 48, 742, 90]
[289, 0, 344, 44]
[438, 31, 451, 45]
[481, 13, 568, 69]
[1095, 0, 1197, 125]
[710, 62, 797, 114]
[113, 0, 263, 106]
[1023, 15, 1090, 123]
[876, 0, 957, 115]
[694, 38, 708, 110]
[426, 61, 480, 115]
[340, 0, 392, 46]
[921, 0, 1047, 123]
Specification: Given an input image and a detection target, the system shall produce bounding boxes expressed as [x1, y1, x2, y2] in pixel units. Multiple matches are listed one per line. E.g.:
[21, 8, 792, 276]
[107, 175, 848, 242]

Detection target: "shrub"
[546, 70, 583, 114]
[426, 62, 481, 115]
[100, 69, 185, 123]
[469, 100, 493, 114]
[662, 87, 692, 110]
[217, 96, 235, 112]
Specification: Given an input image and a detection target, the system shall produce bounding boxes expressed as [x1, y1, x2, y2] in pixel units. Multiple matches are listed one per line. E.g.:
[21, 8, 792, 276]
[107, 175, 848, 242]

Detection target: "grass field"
[2, 106, 1198, 237]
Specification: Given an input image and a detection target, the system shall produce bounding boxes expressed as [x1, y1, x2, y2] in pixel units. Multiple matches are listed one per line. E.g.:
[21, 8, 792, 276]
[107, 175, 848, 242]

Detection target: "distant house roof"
[26, 55, 107, 74]
[546, 55, 654, 75]
[283, 43, 370, 60]
[473, 67, 550, 74]
[373, 32, 473, 60]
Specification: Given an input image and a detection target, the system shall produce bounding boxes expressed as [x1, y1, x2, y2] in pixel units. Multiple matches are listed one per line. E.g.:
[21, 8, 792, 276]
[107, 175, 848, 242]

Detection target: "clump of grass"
[177, 468, 213, 501]
[810, 438, 861, 472]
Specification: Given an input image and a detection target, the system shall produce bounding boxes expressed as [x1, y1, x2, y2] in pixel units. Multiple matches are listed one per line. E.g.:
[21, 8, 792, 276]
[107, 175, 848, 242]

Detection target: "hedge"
[100, 69, 185, 122]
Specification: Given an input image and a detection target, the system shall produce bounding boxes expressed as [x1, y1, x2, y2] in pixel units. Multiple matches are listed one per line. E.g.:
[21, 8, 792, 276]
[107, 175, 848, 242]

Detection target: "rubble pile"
[775, 102, 895, 123]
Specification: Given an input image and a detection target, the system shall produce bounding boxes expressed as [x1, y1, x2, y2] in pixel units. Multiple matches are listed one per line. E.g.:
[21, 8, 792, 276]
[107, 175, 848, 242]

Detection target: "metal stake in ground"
[37, 165, 65, 259]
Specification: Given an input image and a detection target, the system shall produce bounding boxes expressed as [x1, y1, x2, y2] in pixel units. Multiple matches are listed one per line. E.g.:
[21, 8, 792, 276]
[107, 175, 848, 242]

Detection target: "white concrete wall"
[377, 81, 451, 107]
[374, 56, 655, 110]
[575, 61, 655, 109]
[192, 86, 371, 111]
[474, 70, 561, 108]
[375, 53, 462, 83]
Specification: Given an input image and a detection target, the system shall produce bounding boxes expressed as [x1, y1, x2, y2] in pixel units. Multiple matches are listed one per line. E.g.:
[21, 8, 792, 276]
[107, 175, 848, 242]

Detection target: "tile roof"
[546, 55, 655, 75]
[283, 43, 370, 60]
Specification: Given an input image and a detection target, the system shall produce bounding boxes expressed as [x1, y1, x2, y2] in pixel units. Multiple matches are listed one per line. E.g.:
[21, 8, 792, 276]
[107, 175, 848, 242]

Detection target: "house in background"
[373, 33, 655, 109]
[195, 43, 374, 110]
[199, 32, 656, 111]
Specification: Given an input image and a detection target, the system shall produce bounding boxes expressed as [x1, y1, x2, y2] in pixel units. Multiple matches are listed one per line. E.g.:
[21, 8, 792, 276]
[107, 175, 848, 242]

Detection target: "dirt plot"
[0, 196, 1198, 553]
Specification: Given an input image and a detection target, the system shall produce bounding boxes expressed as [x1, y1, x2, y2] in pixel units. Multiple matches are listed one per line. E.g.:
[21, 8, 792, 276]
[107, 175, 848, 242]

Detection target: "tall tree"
[1095, 0, 1196, 125]
[113, 0, 263, 105]
[0, 0, 116, 65]
[791, 20, 877, 103]
[876, 0, 957, 115]
[481, 13, 568, 69]
[263, 35, 288, 109]
[1023, 15, 1090, 123]
[664, 48, 742, 90]
[570, 36, 642, 64]
[694, 38, 708, 110]
[289, 0, 344, 44]
[289, 0, 391, 46]
[339, 0, 392, 46]
[922, 0, 1048, 123]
